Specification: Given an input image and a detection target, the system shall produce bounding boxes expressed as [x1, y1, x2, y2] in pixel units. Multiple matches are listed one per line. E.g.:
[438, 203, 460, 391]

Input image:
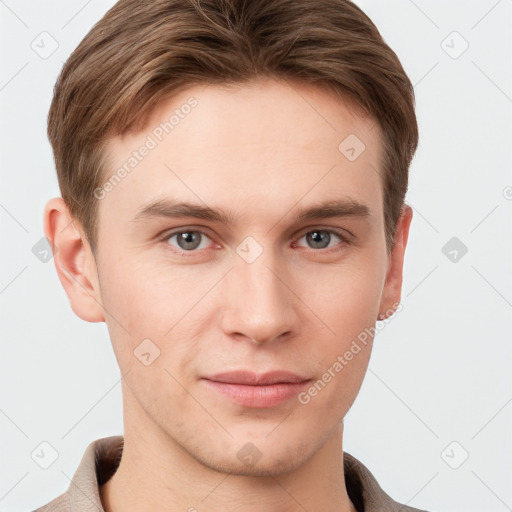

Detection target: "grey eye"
[166, 230, 211, 251]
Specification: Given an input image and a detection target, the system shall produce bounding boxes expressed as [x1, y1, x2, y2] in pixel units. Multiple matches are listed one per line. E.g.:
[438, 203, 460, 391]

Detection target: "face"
[64, 78, 410, 476]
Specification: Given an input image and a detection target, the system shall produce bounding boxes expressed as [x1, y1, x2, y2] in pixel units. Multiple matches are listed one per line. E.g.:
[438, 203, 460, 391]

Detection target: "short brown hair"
[47, 0, 418, 256]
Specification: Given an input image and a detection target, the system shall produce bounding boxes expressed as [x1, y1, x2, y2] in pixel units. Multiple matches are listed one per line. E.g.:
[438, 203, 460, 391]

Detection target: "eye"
[159, 227, 352, 256]
[163, 229, 214, 253]
[295, 228, 351, 251]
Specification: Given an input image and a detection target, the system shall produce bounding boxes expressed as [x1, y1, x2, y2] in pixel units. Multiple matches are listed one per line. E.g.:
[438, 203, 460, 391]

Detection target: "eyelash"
[158, 227, 353, 257]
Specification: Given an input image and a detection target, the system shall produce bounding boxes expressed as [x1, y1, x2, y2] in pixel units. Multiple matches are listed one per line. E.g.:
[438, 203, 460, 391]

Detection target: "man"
[37, 0, 427, 510]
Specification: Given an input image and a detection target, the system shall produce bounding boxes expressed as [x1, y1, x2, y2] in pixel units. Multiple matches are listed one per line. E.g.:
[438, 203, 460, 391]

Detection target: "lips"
[201, 370, 312, 408]
[202, 370, 310, 386]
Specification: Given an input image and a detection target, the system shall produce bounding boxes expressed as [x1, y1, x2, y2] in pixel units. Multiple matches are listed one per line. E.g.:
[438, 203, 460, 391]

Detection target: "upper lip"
[203, 370, 311, 385]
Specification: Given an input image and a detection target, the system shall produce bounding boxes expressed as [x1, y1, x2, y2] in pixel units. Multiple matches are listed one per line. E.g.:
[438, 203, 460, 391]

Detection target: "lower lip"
[202, 379, 311, 408]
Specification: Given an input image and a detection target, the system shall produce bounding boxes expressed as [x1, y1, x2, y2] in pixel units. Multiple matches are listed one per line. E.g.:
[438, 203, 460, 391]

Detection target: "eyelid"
[296, 225, 353, 240]
[158, 227, 216, 246]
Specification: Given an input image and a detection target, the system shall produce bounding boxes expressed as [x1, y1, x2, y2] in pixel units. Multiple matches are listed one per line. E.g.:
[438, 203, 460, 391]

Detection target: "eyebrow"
[131, 198, 371, 225]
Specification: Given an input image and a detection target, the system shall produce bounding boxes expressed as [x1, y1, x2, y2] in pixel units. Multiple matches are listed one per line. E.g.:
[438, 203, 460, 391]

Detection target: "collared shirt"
[33, 435, 429, 512]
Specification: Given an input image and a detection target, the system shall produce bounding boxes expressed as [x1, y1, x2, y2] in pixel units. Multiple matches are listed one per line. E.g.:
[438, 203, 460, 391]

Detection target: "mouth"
[201, 370, 312, 408]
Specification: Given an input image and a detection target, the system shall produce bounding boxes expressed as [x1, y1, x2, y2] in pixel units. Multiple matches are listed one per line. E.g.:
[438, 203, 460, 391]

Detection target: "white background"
[0, 1, 511, 511]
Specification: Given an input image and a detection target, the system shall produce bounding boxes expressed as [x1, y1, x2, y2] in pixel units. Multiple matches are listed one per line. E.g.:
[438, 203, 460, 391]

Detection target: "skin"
[44, 77, 412, 512]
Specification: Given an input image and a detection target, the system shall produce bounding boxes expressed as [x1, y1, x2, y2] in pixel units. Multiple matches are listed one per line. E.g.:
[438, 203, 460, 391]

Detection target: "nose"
[220, 248, 299, 345]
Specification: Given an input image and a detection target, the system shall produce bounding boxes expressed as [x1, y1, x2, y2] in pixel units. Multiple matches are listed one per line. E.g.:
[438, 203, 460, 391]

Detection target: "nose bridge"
[221, 240, 297, 342]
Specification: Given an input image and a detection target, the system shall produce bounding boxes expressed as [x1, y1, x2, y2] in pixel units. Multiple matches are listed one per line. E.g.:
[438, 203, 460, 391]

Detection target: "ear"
[377, 204, 413, 320]
[43, 197, 105, 323]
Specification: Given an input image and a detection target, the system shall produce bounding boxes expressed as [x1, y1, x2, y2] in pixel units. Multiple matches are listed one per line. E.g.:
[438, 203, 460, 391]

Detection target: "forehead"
[99, 77, 383, 230]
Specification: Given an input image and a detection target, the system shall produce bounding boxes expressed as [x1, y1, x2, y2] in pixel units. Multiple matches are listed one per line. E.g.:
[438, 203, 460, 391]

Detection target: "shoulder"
[30, 493, 70, 511]
[344, 452, 431, 512]
[29, 435, 123, 512]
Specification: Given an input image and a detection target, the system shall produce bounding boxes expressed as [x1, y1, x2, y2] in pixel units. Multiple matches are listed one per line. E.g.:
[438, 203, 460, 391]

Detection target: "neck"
[100, 387, 358, 512]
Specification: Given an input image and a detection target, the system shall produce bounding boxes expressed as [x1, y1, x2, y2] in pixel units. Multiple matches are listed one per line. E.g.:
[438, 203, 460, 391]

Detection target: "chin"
[205, 451, 306, 478]
[190, 434, 314, 478]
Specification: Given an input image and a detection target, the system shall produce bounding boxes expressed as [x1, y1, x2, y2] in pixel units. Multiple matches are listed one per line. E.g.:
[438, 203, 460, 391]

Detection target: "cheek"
[99, 253, 193, 331]
[297, 262, 382, 404]
[308, 259, 384, 335]
[97, 255, 210, 373]
[301, 308, 374, 416]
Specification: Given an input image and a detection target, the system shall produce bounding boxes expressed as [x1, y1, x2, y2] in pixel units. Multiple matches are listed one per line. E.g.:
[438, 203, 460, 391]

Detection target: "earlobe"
[377, 204, 413, 321]
[43, 197, 105, 323]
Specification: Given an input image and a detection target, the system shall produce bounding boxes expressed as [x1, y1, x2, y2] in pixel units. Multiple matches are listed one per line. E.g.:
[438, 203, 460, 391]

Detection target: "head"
[44, 0, 417, 476]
